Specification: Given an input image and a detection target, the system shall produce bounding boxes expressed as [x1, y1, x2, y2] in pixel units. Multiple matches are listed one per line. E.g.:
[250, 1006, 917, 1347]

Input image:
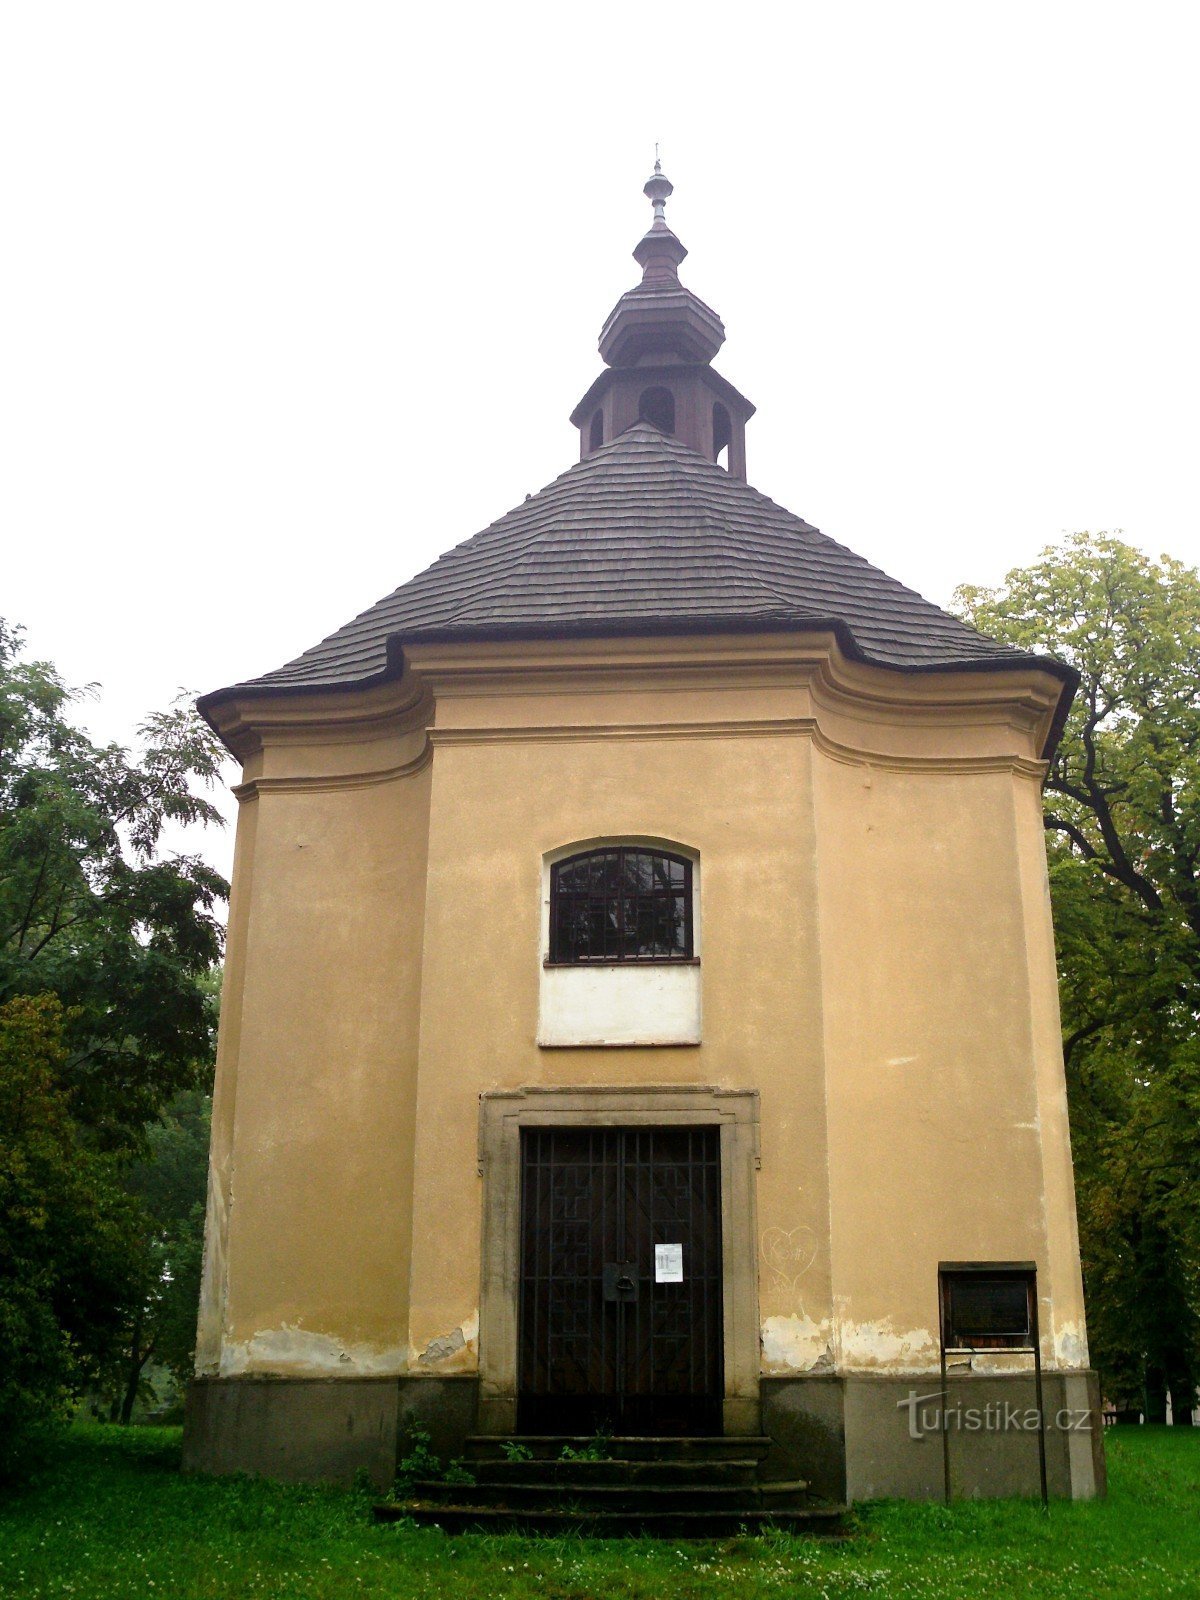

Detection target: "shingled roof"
[199, 421, 1074, 728]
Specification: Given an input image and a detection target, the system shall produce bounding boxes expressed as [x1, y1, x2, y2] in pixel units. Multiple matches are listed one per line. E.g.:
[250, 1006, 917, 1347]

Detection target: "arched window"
[638, 386, 676, 435]
[550, 847, 693, 963]
[712, 402, 732, 468]
[589, 409, 604, 451]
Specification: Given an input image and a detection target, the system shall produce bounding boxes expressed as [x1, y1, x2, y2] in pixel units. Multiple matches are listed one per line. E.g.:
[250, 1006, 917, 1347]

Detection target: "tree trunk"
[1167, 1364, 1197, 1425]
[119, 1309, 149, 1425]
[1144, 1365, 1169, 1425]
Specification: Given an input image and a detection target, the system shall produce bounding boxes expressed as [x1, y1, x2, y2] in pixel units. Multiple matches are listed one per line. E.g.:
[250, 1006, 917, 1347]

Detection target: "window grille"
[550, 848, 693, 963]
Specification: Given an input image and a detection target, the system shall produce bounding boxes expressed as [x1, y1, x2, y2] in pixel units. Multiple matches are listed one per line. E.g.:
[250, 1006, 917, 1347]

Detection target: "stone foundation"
[183, 1375, 477, 1489]
[761, 1370, 1106, 1502]
[184, 1369, 1105, 1501]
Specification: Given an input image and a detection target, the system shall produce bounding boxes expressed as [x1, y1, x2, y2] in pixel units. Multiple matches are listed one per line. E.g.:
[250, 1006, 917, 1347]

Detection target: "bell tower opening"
[712, 401, 732, 469]
[638, 386, 675, 435]
[589, 409, 604, 451]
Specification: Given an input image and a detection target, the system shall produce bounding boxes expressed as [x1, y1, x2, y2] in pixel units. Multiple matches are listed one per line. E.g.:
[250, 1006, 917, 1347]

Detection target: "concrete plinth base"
[182, 1375, 402, 1488]
[762, 1370, 1106, 1502]
[394, 1374, 480, 1465]
[184, 1369, 1104, 1500]
[183, 1375, 484, 1489]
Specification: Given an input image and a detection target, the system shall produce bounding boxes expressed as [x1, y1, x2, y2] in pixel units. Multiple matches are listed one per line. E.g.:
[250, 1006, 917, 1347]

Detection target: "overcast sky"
[3, 3, 1198, 886]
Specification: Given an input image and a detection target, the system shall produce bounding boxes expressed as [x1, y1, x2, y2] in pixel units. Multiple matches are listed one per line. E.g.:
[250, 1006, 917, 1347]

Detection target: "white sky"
[3, 3, 1198, 889]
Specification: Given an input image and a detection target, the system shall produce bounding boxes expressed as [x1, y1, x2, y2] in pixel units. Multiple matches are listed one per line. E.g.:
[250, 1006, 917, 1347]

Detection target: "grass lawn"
[1, 1425, 1197, 1599]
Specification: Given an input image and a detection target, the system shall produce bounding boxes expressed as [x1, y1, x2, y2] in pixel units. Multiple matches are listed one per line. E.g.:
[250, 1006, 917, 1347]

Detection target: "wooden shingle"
[200, 422, 1071, 725]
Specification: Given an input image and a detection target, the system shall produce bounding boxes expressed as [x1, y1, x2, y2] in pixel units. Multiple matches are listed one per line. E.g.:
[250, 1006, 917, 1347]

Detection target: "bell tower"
[570, 161, 755, 478]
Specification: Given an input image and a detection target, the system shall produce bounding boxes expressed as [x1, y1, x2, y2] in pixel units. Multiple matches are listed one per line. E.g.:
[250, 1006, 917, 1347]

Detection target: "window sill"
[538, 1037, 702, 1049]
[543, 957, 701, 969]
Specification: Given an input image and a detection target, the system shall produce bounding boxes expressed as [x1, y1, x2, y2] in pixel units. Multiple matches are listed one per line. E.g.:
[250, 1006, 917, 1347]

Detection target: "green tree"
[0, 621, 228, 1463]
[957, 533, 1200, 1422]
[106, 1083, 213, 1422]
[0, 994, 143, 1474]
[0, 619, 228, 1148]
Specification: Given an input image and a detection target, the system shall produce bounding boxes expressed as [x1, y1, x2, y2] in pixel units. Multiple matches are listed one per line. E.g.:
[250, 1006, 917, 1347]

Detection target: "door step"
[377, 1435, 847, 1537]
[464, 1433, 773, 1462]
[467, 1456, 765, 1487]
[397, 1476, 811, 1513]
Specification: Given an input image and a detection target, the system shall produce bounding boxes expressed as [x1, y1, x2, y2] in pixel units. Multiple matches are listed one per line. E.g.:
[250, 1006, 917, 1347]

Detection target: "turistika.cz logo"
[897, 1390, 1093, 1440]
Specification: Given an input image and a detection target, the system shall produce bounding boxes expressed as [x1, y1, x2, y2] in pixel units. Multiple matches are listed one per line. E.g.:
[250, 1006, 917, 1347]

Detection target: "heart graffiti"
[761, 1225, 818, 1296]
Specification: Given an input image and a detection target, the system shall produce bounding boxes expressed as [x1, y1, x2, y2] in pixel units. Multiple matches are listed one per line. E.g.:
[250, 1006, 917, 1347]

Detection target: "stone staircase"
[374, 1435, 847, 1536]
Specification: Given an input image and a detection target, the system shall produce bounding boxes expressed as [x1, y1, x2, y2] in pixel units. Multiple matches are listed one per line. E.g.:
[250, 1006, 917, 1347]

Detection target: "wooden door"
[517, 1125, 722, 1435]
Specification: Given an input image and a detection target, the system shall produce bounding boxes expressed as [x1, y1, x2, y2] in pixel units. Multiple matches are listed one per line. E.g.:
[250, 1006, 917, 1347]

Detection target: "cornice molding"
[207, 671, 432, 762]
[231, 739, 432, 800]
[213, 632, 1061, 783]
[429, 717, 1048, 780]
[406, 631, 1063, 758]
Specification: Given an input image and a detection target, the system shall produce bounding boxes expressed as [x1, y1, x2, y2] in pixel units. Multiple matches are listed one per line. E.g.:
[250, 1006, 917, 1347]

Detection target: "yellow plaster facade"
[194, 633, 1089, 1414]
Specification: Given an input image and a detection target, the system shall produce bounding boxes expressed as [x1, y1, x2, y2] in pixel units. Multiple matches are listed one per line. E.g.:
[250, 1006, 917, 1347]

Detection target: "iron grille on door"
[518, 1125, 722, 1435]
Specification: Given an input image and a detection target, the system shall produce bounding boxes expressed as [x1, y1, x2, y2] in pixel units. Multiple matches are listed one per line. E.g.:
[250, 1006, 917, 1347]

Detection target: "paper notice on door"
[655, 1243, 684, 1283]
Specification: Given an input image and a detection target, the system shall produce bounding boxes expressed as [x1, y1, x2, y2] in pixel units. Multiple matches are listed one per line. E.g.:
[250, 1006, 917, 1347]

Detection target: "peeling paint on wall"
[760, 1313, 831, 1373]
[193, 1157, 229, 1377]
[419, 1328, 464, 1364]
[411, 1311, 479, 1372]
[839, 1318, 940, 1372]
[218, 1325, 407, 1378]
[1055, 1323, 1090, 1368]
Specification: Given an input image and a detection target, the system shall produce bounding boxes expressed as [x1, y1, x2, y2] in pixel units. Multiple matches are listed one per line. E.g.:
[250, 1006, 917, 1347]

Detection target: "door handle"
[602, 1262, 640, 1302]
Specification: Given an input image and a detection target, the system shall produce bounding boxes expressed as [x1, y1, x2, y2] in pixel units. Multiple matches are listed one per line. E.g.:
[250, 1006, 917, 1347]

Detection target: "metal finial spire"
[643, 151, 673, 227]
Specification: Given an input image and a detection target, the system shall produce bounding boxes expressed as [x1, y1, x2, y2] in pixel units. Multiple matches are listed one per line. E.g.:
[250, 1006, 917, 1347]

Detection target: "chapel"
[184, 164, 1104, 1510]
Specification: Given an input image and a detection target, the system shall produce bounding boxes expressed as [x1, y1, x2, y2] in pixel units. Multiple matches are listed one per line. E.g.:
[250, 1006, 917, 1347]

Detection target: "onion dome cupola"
[570, 161, 756, 479]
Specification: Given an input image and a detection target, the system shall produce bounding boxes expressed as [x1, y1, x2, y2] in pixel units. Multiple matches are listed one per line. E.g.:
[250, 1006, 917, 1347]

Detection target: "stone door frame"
[476, 1083, 761, 1435]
